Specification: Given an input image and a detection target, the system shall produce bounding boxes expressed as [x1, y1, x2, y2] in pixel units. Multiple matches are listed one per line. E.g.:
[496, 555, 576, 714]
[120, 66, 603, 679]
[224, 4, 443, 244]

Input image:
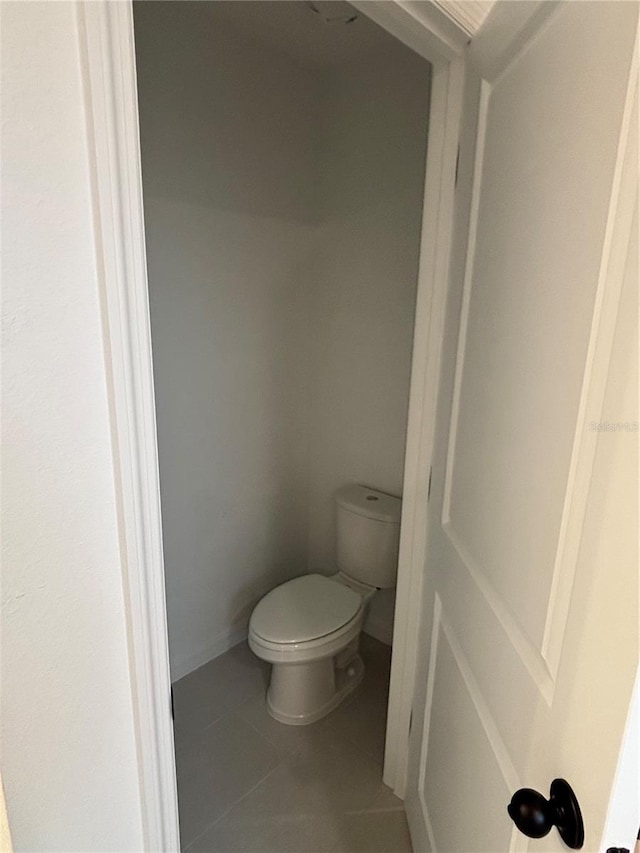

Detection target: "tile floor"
[173, 634, 413, 853]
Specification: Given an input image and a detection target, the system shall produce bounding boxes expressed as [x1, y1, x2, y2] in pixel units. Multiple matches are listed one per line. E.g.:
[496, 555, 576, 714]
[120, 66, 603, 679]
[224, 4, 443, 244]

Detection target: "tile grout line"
[182, 763, 283, 853]
[240, 692, 388, 780]
[176, 681, 269, 747]
[237, 707, 285, 755]
[227, 691, 390, 826]
[179, 641, 396, 852]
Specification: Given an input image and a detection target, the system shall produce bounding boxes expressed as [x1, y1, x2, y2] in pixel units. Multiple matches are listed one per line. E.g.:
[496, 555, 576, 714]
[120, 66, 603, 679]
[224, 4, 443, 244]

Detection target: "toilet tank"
[335, 484, 402, 589]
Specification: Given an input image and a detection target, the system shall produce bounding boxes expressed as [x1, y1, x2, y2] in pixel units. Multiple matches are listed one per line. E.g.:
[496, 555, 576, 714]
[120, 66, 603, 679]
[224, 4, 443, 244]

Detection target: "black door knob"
[507, 778, 584, 849]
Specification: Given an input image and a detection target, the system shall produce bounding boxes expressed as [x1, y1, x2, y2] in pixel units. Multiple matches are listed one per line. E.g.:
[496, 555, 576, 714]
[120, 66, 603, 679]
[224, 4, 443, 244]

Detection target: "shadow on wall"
[134, 1, 318, 223]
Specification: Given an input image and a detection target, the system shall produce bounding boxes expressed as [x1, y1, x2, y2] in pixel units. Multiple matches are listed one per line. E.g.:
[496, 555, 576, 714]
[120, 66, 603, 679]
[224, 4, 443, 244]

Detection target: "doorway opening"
[133, 2, 431, 849]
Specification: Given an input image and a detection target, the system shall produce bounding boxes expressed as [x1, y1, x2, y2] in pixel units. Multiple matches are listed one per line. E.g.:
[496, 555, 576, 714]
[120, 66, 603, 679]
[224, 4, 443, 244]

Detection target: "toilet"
[248, 484, 401, 725]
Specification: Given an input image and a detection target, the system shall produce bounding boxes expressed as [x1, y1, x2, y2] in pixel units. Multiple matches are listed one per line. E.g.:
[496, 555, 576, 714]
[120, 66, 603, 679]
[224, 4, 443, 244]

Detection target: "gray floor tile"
[188, 808, 342, 853]
[205, 739, 387, 826]
[173, 641, 270, 736]
[176, 714, 279, 849]
[316, 676, 390, 767]
[237, 692, 354, 763]
[329, 808, 413, 853]
[175, 635, 412, 853]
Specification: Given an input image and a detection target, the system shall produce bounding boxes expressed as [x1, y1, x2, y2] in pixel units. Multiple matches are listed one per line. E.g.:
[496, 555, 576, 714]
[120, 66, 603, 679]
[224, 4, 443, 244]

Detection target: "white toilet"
[248, 484, 401, 725]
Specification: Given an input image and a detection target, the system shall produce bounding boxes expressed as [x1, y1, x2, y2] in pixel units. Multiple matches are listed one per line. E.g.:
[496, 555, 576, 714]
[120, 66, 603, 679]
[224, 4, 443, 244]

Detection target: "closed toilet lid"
[250, 574, 362, 644]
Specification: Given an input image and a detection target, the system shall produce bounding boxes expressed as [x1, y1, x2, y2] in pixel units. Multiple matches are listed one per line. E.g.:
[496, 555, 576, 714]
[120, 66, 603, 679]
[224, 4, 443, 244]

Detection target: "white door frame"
[77, 3, 179, 849]
[77, 1, 472, 847]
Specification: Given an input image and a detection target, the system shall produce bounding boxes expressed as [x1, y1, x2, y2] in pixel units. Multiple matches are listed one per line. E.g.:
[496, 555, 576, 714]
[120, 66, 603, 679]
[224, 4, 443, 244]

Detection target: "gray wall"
[135, 1, 317, 678]
[308, 49, 430, 640]
[134, 1, 430, 678]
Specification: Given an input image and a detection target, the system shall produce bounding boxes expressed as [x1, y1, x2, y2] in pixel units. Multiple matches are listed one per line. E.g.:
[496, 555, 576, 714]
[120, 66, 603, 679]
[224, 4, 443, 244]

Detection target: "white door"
[405, 3, 638, 852]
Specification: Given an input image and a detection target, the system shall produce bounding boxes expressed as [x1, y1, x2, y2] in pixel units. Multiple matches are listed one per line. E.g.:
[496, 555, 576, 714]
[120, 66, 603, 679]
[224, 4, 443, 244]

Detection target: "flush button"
[366, 495, 378, 501]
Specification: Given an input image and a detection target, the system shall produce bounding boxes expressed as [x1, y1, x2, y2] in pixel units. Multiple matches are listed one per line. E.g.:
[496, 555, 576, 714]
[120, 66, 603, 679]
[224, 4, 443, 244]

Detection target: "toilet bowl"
[249, 484, 402, 725]
[249, 572, 374, 725]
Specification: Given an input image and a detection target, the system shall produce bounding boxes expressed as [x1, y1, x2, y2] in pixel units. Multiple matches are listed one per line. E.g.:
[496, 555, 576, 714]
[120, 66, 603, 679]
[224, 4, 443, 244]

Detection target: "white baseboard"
[170, 625, 249, 683]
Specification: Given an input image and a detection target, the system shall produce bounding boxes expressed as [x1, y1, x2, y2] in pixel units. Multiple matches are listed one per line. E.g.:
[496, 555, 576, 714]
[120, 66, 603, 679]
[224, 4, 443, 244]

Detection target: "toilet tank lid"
[335, 484, 401, 524]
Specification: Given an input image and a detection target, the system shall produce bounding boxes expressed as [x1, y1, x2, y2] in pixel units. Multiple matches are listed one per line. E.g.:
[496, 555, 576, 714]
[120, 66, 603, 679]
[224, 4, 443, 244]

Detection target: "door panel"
[421, 598, 516, 853]
[405, 3, 638, 851]
[446, 0, 636, 660]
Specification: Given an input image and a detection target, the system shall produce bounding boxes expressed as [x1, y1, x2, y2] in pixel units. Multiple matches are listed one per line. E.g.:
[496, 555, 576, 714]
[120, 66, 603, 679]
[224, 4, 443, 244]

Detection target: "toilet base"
[266, 651, 364, 726]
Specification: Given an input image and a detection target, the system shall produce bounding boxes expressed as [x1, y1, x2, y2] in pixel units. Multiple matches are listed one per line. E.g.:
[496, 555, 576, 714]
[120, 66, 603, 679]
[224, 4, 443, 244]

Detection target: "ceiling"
[204, 1, 402, 70]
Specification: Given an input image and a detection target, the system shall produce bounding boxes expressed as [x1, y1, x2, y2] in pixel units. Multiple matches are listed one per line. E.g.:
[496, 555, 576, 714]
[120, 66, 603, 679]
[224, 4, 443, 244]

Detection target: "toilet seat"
[249, 610, 363, 664]
[250, 573, 362, 645]
[248, 574, 365, 666]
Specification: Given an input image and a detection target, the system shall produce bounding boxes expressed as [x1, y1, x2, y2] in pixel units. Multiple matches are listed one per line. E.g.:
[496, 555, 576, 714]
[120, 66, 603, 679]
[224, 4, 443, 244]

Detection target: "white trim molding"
[382, 55, 467, 797]
[77, 2, 180, 850]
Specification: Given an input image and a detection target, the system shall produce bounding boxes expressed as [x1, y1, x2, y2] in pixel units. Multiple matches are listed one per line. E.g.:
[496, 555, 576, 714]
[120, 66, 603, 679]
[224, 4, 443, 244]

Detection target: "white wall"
[309, 47, 430, 641]
[134, 2, 431, 676]
[1, 3, 144, 850]
[134, 2, 318, 680]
